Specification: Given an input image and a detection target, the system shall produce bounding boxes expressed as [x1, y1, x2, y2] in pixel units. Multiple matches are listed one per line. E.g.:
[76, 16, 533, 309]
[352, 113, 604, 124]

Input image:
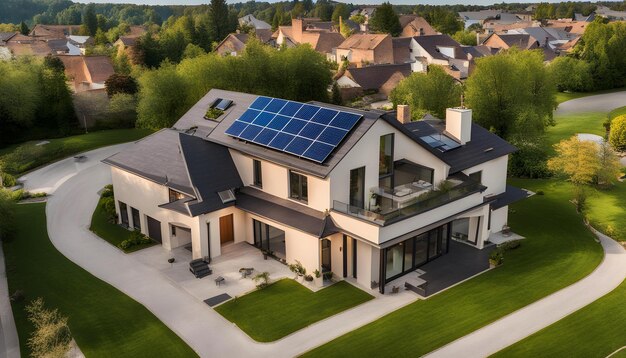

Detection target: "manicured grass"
[4, 203, 197, 357]
[547, 112, 606, 149]
[493, 278, 626, 358]
[555, 88, 626, 105]
[302, 179, 603, 357]
[215, 279, 374, 342]
[0, 128, 152, 175]
[90, 196, 156, 253]
[608, 105, 626, 121]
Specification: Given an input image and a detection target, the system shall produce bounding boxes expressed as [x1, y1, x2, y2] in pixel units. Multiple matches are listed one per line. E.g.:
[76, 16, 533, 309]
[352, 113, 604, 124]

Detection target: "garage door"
[146, 216, 162, 243]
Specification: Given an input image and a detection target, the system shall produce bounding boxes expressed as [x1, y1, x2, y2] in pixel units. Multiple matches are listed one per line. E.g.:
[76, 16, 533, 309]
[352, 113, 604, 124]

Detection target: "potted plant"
[369, 192, 378, 210]
[489, 249, 504, 268]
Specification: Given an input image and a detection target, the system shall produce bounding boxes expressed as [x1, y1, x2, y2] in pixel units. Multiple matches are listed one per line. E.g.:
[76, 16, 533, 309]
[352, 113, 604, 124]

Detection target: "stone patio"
[488, 230, 525, 245]
[132, 242, 292, 305]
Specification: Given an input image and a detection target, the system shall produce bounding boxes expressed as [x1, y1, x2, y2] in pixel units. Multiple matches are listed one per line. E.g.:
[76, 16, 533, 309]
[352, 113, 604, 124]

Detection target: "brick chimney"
[397, 105, 411, 124]
[445, 108, 472, 144]
[292, 18, 304, 43]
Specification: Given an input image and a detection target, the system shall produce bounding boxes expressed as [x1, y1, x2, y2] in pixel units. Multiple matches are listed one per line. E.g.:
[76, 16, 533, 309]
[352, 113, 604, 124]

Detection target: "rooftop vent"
[218, 189, 236, 204]
[484, 147, 494, 153]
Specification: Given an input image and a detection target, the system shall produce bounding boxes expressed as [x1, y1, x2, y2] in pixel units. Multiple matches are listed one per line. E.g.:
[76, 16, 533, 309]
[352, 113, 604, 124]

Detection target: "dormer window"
[218, 189, 236, 204]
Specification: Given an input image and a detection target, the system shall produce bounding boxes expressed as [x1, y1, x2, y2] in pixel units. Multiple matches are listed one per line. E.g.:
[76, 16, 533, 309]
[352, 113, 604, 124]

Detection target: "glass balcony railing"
[333, 177, 484, 226]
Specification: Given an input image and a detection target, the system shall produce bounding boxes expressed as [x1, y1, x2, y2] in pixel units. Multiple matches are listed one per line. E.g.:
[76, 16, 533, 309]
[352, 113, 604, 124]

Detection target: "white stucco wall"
[490, 206, 508, 234]
[462, 155, 509, 196]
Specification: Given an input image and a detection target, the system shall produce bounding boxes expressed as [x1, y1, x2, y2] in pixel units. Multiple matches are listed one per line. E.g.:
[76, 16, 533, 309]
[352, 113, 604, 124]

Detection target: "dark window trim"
[206, 222, 211, 262]
[342, 235, 347, 278]
[288, 170, 308, 203]
[379, 133, 395, 179]
[352, 237, 357, 279]
[350, 166, 366, 209]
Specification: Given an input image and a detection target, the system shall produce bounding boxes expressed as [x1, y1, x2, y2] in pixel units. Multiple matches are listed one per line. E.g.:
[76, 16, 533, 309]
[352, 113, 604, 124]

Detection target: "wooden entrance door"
[219, 214, 234, 245]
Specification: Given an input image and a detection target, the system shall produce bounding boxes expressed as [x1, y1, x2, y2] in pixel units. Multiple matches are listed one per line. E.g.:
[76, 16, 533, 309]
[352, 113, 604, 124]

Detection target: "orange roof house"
[399, 15, 438, 37]
[58, 55, 115, 93]
[275, 18, 345, 56]
[336, 33, 394, 66]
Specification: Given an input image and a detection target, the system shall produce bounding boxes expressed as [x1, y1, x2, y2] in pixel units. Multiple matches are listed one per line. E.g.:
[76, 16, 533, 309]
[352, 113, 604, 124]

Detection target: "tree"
[548, 136, 600, 185]
[550, 57, 593, 92]
[350, 14, 366, 24]
[574, 20, 626, 89]
[369, 2, 401, 36]
[0, 190, 16, 240]
[38, 67, 76, 135]
[183, 43, 205, 59]
[82, 4, 98, 36]
[26, 298, 72, 358]
[421, 7, 463, 35]
[596, 140, 622, 186]
[105, 74, 138, 97]
[340, 20, 354, 38]
[137, 63, 188, 129]
[609, 115, 626, 151]
[19, 21, 29, 35]
[465, 48, 556, 141]
[330, 81, 342, 105]
[208, 0, 232, 44]
[43, 54, 65, 73]
[452, 30, 477, 46]
[331, 3, 350, 23]
[390, 65, 462, 120]
[313, 0, 333, 21]
[107, 93, 137, 128]
[134, 33, 162, 68]
[94, 29, 107, 46]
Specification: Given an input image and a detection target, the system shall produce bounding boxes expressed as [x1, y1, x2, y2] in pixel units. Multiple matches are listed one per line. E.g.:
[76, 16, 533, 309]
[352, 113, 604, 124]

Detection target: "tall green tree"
[137, 63, 188, 129]
[0, 190, 16, 240]
[314, 0, 333, 21]
[19, 21, 29, 35]
[82, 4, 98, 36]
[208, 0, 231, 44]
[549, 57, 593, 92]
[369, 2, 401, 37]
[465, 48, 556, 141]
[331, 3, 350, 23]
[390, 65, 462, 120]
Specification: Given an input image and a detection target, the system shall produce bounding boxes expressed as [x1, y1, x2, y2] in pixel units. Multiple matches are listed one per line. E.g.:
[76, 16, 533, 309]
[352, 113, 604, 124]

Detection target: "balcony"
[333, 174, 484, 226]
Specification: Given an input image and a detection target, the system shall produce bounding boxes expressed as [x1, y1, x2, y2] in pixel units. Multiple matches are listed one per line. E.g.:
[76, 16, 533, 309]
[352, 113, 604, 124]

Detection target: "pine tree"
[369, 2, 401, 36]
[19, 21, 29, 35]
[82, 4, 98, 36]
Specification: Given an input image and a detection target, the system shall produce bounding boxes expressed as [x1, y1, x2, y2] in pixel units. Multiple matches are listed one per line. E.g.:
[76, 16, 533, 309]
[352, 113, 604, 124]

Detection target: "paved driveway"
[556, 91, 626, 116]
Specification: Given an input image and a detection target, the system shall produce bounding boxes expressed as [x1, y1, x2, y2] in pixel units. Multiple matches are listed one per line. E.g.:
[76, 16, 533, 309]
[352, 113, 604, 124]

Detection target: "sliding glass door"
[253, 219, 286, 259]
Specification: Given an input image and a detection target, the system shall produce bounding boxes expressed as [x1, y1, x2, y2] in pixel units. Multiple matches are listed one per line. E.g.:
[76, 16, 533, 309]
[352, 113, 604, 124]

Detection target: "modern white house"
[103, 89, 527, 293]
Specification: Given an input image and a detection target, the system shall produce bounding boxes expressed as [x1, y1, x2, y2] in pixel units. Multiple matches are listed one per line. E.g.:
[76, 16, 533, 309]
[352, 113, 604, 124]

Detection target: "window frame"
[253, 159, 262, 188]
[379, 133, 395, 189]
[288, 170, 308, 203]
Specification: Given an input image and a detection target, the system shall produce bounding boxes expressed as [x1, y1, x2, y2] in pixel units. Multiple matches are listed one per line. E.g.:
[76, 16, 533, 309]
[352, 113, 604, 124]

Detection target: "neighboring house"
[409, 35, 469, 78]
[4, 33, 51, 57]
[215, 30, 274, 56]
[68, 35, 93, 55]
[573, 12, 596, 22]
[392, 37, 412, 64]
[0, 32, 16, 46]
[239, 14, 272, 30]
[276, 18, 345, 57]
[336, 33, 394, 66]
[482, 33, 539, 51]
[398, 14, 438, 37]
[506, 26, 576, 48]
[595, 5, 626, 20]
[114, 36, 141, 64]
[58, 55, 115, 92]
[458, 9, 502, 29]
[546, 20, 589, 35]
[336, 63, 412, 100]
[483, 20, 537, 34]
[350, 7, 377, 31]
[104, 88, 527, 294]
[29, 24, 81, 40]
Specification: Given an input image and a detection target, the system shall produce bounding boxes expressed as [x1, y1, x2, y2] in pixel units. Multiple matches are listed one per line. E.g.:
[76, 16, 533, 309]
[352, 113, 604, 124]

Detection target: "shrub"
[509, 142, 551, 178]
[304, 275, 314, 282]
[25, 298, 72, 358]
[500, 240, 521, 251]
[536, 190, 544, 195]
[253, 272, 270, 288]
[10, 289, 24, 302]
[118, 230, 151, 250]
[489, 249, 504, 266]
[609, 115, 626, 151]
[204, 108, 224, 120]
[0, 172, 16, 187]
[0, 190, 17, 240]
[323, 271, 334, 281]
[288, 260, 306, 277]
[100, 196, 117, 221]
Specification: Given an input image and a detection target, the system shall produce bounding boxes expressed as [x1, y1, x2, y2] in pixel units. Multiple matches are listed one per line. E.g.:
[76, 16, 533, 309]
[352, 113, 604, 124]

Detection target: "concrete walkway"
[33, 145, 416, 357]
[425, 228, 626, 358]
[556, 90, 626, 116]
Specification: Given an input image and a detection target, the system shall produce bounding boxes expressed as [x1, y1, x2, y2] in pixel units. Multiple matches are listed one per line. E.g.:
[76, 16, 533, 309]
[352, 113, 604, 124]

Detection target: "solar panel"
[225, 96, 362, 163]
[420, 134, 461, 152]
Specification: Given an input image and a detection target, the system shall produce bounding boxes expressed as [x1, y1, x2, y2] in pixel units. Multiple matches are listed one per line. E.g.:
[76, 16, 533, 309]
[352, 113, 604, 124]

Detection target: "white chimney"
[397, 105, 411, 124]
[445, 108, 472, 145]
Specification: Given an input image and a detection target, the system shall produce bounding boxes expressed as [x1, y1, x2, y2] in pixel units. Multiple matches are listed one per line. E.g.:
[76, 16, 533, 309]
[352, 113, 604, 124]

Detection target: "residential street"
[555, 91, 626, 115]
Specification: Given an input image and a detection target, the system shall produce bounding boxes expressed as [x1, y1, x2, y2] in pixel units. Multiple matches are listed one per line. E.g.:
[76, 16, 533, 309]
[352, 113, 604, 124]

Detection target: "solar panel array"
[225, 96, 362, 163]
[420, 134, 461, 152]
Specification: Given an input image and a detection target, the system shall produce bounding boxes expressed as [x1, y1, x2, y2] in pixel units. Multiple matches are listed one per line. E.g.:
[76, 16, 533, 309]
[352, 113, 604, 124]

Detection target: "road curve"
[556, 91, 626, 116]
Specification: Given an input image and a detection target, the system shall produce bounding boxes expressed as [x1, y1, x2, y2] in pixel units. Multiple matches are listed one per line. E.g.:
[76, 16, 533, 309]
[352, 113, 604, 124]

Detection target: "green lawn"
[493, 278, 626, 358]
[215, 279, 374, 342]
[547, 112, 606, 149]
[555, 88, 626, 105]
[4, 203, 197, 357]
[0, 128, 152, 175]
[302, 179, 603, 357]
[90, 196, 156, 253]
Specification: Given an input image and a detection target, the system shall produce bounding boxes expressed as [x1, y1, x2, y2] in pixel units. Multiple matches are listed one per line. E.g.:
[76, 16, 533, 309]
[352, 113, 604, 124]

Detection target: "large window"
[379, 134, 394, 189]
[469, 171, 482, 184]
[119, 201, 129, 226]
[253, 219, 286, 259]
[289, 171, 308, 203]
[131, 207, 141, 231]
[350, 167, 365, 209]
[384, 224, 450, 282]
[253, 159, 262, 188]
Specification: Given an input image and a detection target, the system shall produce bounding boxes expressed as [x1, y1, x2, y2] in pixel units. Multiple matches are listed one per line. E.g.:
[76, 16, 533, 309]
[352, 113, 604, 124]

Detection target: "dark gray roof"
[346, 63, 412, 90]
[47, 39, 68, 52]
[385, 115, 517, 173]
[103, 129, 243, 217]
[176, 89, 384, 179]
[179, 132, 242, 216]
[412, 35, 463, 60]
[488, 185, 531, 209]
[103, 129, 195, 195]
[0, 32, 16, 44]
[236, 187, 341, 238]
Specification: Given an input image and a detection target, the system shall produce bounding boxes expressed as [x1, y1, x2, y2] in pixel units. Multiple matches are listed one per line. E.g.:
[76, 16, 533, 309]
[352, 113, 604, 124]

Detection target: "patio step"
[189, 259, 212, 278]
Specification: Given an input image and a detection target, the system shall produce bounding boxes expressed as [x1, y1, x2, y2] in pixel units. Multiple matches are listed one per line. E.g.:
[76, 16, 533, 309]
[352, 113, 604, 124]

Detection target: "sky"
[74, 0, 619, 6]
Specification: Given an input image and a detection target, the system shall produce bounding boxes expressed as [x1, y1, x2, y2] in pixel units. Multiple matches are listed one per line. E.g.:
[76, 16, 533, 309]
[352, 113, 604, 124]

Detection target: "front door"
[146, 216, 162, 243]
[219, 214, 234, 245]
